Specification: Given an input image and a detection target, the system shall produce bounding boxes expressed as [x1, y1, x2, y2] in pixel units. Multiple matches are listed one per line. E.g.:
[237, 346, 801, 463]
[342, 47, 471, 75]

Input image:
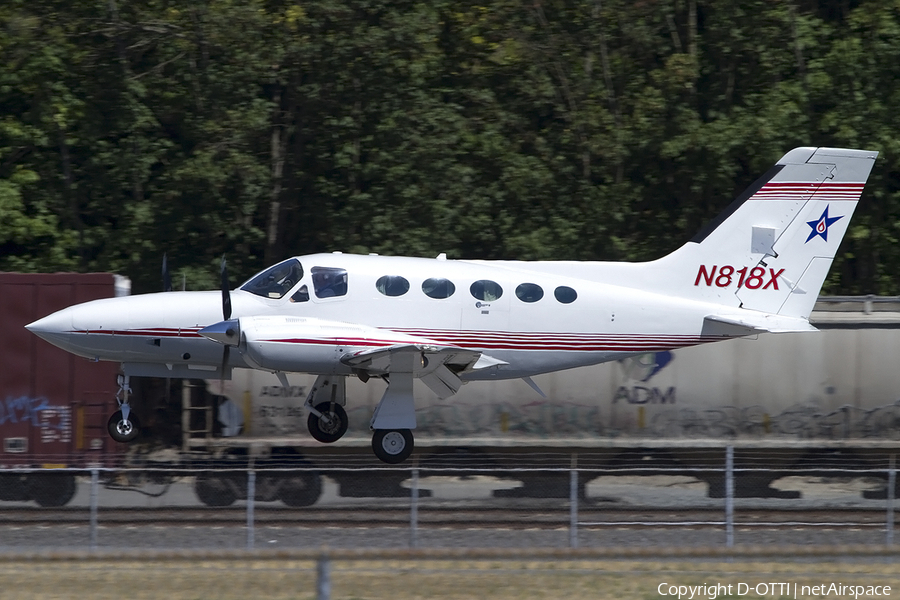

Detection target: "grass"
[1, 558, 900, 599]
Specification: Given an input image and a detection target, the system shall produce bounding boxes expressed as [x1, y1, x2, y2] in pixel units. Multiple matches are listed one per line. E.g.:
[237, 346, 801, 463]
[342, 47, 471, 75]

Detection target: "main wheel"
[107, 410, 140, 443]
[307, 402, 348, 443]
[371, 429, 414, 464]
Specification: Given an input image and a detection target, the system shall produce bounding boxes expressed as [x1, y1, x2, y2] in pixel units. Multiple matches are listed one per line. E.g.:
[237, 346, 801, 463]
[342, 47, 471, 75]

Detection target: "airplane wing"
[341, 344, 508, 399]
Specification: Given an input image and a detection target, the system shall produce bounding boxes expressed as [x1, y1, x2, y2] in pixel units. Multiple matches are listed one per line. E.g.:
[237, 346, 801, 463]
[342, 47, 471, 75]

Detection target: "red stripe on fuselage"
[69, 327, 728, 353]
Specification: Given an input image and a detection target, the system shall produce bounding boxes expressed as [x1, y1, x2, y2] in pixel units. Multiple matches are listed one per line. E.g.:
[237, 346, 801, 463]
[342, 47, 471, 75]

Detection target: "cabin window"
[470, 280, 503, 302]
[422, 278, 455, 299]
[376, 275, 410, 297]
[554, 286, 577, 304]
[290, 285, 309, 303]
[311, 267, 348, 298]
[515, 283, 544, 303]
[240, 259, 303, 299]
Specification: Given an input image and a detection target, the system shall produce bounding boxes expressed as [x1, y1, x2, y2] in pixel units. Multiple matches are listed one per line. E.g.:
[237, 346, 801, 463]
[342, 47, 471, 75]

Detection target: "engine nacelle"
[234, 316, 422, 374]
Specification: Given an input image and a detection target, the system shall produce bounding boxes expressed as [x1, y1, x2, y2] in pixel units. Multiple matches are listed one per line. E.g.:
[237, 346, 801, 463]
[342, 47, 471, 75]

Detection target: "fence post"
[317, 552, 332, 600]
[570, 453, 578, 549]
[410, 461, 419, 549]
[90, 468, 99, 551]
[888, 454, 896, 546]
[247, 467, 256, 551]
[725, 445, 734, 548]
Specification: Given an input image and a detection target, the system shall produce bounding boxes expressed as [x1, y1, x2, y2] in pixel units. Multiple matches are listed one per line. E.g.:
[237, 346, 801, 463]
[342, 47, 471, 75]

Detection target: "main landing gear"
[368, 356, 418, 465]
[307, 402, 348, 443]
[295, 372, 419, 464]
[294, 374, 350, 444]
[108, 374, 141, 443]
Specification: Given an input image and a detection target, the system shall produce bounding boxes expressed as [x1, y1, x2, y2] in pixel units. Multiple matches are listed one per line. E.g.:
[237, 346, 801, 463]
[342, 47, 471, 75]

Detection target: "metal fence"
[1, 446, 898, 553]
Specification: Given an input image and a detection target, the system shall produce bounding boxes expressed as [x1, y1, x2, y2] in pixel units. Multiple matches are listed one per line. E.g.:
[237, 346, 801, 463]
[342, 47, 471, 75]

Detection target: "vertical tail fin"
[661, 147, 877, 319]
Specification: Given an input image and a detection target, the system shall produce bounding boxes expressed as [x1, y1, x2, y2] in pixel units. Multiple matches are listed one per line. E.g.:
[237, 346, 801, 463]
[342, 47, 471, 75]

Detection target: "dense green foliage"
[1, 0, 899, 294]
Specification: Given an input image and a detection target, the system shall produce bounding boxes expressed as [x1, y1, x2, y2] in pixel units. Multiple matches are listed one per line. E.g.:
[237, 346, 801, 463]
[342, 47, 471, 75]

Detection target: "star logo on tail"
[805, 205, 843, 243]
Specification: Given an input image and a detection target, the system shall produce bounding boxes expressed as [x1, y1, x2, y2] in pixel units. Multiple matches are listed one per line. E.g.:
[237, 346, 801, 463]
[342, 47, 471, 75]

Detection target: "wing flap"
[703, 313, 818, 336]
[342, 343, 507, 399]
[342, 344, 482, 374]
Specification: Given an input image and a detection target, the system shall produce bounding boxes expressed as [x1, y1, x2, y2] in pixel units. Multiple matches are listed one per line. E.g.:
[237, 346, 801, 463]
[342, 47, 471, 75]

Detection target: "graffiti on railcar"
[0, 396, 72, 443]
[646, 400, 900, 440]
[0, 395, 53, 426]
[414, 398, 603, 437]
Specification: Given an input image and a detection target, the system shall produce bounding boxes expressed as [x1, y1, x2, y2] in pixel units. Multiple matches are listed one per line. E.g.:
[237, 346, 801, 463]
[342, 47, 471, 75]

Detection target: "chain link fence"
[1, 447, 898, 552]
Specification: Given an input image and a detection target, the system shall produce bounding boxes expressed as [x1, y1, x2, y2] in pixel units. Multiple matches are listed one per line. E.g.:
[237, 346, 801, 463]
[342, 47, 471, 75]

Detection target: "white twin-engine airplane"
[27, 147, 877, 463]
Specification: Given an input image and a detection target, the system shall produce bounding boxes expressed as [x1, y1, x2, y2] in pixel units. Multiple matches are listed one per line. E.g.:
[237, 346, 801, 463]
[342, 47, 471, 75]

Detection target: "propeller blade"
[220, 344, 230, 394]
[162, 253, 173, 292]
[220, 256, 232, 320]
[212, 257, 234, 393]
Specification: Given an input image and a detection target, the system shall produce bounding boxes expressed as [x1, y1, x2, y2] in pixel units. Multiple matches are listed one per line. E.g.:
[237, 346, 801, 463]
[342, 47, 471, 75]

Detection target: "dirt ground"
[2, 558, 899, 600]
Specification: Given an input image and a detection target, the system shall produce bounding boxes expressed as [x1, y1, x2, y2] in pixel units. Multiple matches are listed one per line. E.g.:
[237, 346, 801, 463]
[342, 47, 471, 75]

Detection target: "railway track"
[0, 507, 891, 528]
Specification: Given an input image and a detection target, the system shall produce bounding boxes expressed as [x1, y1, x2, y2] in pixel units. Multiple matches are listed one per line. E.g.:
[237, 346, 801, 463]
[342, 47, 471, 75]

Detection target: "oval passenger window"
[470, 280, 503, 302]
[422, 278, 456, 299]
[375, 275, 410, 297]
[554, 286, 577, 304]
[515, 283, 544, 303]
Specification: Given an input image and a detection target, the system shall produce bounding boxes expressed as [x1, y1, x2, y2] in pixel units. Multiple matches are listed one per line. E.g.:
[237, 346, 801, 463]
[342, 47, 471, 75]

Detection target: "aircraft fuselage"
[28, 252, 737, 381]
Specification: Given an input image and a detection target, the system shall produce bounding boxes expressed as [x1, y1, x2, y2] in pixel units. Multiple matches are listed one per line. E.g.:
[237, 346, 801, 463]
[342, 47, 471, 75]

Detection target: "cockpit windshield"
[240, 259, 303, 299]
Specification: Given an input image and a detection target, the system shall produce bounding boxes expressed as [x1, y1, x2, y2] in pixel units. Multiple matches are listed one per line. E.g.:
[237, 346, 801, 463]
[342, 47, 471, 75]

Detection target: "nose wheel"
[372, 429, 414, 464]
[107, 410, 141, 443]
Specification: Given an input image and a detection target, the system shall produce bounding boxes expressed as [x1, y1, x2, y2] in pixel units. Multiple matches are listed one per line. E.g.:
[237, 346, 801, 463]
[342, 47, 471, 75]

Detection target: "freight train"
[4, 272, 900, 507]
[0, 273, 128, 506]
[208, 296, 900, 444]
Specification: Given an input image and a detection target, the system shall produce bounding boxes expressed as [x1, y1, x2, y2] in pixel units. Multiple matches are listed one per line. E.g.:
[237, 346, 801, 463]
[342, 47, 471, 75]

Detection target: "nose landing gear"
[108, 374, 140, 443]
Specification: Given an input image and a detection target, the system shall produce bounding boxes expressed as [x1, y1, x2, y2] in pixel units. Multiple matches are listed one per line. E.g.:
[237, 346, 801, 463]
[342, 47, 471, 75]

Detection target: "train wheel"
[307, 402, 348, 443]
[107, 410, 140, 443]
[372, 429, 414, 464]
[0, 474, 29, 501]
[279, 473, 323, 507]
[194, 473, 238, 507]
[29, 473, 77, 507]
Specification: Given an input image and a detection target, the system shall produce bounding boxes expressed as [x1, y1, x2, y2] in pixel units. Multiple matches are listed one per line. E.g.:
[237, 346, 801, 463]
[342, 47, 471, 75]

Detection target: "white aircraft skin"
[26, 147, 878, 463]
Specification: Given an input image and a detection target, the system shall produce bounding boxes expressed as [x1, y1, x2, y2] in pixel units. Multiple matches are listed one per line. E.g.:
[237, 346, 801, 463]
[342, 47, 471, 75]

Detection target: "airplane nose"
[26, 308, 73, 344]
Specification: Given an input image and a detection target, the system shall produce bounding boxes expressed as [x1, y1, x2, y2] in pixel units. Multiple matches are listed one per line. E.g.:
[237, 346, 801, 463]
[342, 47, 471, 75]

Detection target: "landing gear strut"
[108, 374, 140, 443]
[368, 353, 418, 464]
